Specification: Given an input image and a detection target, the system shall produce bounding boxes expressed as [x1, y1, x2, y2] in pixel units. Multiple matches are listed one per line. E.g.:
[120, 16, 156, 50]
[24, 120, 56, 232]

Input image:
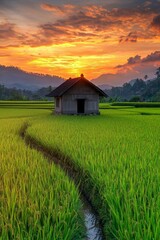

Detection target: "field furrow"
[0, 116, 85, 240]
[26, 109, 160, 239]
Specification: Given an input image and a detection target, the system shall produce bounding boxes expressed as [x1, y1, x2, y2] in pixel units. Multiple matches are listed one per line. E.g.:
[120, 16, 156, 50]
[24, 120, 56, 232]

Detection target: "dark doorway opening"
[77, 99, 85, 114]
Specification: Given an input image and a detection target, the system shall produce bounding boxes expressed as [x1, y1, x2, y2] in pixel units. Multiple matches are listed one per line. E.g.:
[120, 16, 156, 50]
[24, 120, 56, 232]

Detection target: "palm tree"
[144, 75, 148, 81]
[155, 67, 160, 78]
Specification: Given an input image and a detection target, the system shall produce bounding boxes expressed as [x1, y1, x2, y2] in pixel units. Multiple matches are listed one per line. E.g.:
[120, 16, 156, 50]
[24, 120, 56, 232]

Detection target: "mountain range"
[0, 64, 160, 102]
[0, 64, 152, 90]
[0, 65, 64, 91]
[0, 64, 140, 90]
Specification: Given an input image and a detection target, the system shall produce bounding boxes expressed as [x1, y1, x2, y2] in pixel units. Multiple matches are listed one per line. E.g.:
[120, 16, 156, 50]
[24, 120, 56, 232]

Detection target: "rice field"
[0, 110, 84, 240]
[26, 109, 160, 239]
[0, 102, 160, 239]
[111, 102, 160, 108]
[0, 101, 54, 109]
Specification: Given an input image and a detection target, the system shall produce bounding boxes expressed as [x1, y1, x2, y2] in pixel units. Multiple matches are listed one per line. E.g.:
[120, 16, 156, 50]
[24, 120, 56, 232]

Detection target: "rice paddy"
[0, 110, 84, 240]
[0, 102, 160, 239]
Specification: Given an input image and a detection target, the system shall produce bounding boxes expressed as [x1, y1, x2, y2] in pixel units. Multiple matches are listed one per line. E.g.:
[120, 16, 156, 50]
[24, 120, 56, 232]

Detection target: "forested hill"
[105, 70, 160, 102]
[0, 65, 64, 90]
[0, 85, 55, 100]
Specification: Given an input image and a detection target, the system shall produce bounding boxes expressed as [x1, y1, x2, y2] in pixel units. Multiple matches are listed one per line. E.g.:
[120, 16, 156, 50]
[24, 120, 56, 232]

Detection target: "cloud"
[36, 5, 123, 44]
[142, 51, 160, 62]
[40, 23, 70, 36]
[116, 51, 160, 68]
[0, 21, 29, 48]
[41, 3, 76, 16]
[127, 55, 141, 64]
[25, 5, 122, 46]
[36, 3, 160, 46]
[143, 1, 152, 7]
[0, 44, 21, 49]
[0, 53, 11, 57]
[151, 14, 160, 30]
[0, 22, 18, 39]
[41, 3, 63, 12]
[1, 3, 160, 47]
[119, 32, 138, 43]
[92, 64, 157, 86]
[95, 51, 160, 86]
[116, 55, 141, 68]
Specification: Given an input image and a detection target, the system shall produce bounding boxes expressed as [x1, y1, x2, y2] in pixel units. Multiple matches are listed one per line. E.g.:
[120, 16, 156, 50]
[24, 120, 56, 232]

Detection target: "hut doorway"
[77, 99, 85, 114]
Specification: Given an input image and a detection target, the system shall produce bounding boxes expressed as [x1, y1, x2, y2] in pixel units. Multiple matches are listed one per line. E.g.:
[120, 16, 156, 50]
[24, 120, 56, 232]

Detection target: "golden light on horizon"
[29, 54, 117, 78]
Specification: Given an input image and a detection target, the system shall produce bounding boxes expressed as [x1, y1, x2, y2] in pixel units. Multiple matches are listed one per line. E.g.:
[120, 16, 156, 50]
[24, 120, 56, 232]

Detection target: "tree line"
[104, 67, 160, 102]
[0, 85, 54, 100]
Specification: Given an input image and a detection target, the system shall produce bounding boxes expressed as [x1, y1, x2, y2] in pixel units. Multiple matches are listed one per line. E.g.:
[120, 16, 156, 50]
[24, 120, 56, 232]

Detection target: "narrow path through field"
[20, 123, 104, 240]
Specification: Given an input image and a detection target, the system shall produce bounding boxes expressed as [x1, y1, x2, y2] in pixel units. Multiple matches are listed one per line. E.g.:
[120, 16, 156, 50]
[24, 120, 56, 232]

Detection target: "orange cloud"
[1, 4, 159, 48]
[0, 2, 160, 80]
[41, 3, 76, 16]
[151, 14, 160, 30]
[116, 51, 160, 72]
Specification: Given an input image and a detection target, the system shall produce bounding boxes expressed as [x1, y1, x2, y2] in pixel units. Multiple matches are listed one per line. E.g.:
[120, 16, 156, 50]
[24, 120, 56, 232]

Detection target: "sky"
[0, 0, 160, 85]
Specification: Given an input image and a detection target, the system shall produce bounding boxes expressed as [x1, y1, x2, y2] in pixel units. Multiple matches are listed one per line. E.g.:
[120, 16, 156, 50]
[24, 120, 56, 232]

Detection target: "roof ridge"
[46, 76, 108, 97]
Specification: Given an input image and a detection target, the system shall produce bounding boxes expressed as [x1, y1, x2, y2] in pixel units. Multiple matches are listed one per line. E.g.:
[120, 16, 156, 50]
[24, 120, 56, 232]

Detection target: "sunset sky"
[0, 0, 160, 85]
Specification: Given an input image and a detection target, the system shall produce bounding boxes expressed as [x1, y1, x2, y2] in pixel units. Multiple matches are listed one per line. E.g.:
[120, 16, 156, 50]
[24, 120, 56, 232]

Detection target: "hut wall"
[61, 81, 99, 114]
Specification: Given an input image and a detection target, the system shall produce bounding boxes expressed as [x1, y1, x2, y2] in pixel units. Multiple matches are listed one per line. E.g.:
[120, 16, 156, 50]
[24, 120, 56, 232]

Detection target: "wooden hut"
[47, 74, 108, 115]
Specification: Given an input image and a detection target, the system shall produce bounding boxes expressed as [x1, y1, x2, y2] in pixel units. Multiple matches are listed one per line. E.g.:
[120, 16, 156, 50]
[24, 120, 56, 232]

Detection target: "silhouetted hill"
[92, 73, 144, 87]
[97, 84, 112, 90]
[0, 65, 64, 90]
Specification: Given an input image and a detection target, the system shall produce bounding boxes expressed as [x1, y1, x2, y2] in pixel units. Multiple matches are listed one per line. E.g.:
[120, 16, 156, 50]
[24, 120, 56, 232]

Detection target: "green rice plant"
[0, 101, 53, 104]
[26, 109, 160, 239]
[0, 115, 84, 240]
[0, 101, 54, 110]
[119, 107, 160, 115]
[111, 102, 160, 107]
[0, 108, 50, 119]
